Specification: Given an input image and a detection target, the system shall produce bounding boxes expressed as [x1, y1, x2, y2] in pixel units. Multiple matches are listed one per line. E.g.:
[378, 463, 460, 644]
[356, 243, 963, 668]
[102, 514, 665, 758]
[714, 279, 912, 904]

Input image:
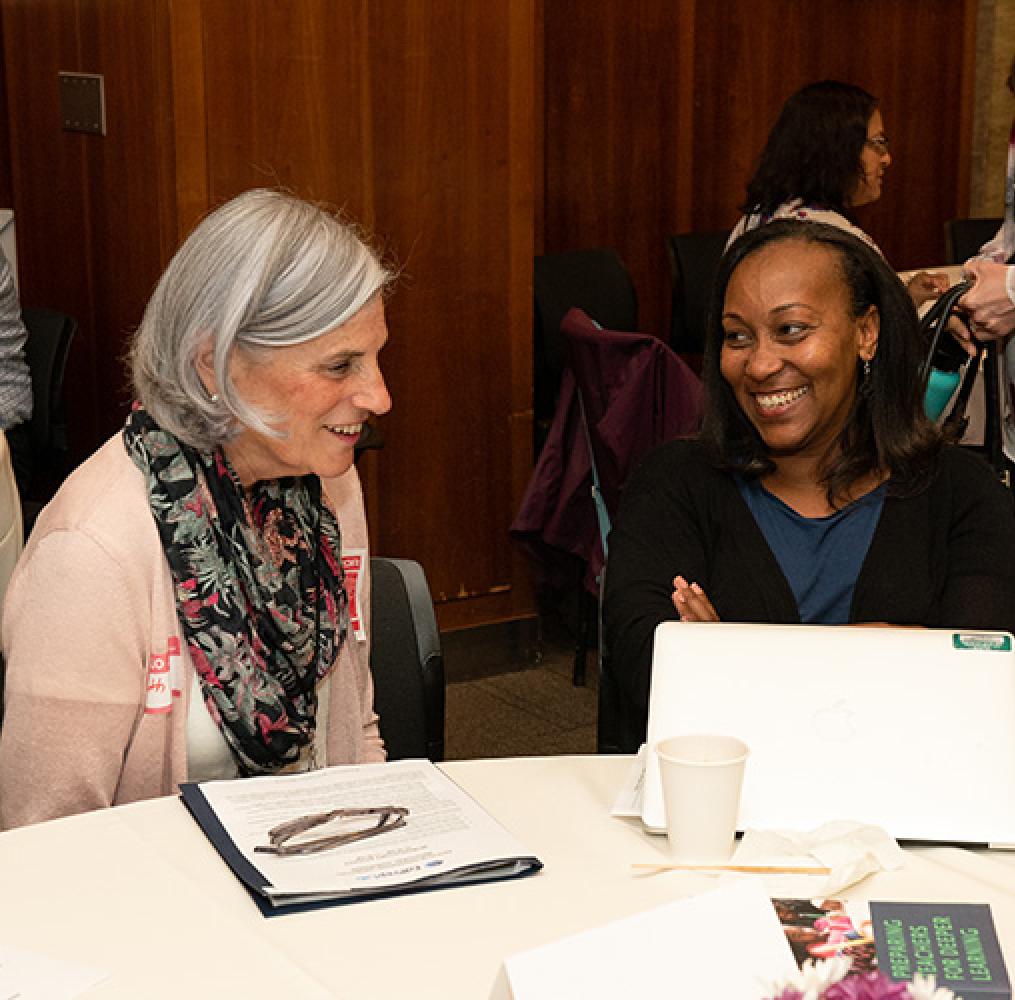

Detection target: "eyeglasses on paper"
[255, 805, 410, 857]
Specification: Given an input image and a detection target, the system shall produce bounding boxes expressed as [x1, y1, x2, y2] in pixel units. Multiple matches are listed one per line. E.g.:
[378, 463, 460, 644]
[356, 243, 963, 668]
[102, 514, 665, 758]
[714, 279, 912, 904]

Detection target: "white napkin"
[729, 819, 905, 897]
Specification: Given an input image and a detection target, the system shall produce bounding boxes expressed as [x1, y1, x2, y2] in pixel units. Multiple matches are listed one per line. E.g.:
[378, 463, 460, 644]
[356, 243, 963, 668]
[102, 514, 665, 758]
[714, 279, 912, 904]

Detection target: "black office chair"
[369, 556, 445, 762]
[666, 230, 729, 364]
[944, 217, 1002, 266]
[533, 248, 638, 458]
[559, 308, 702, 744]
[19, 308, 77, 530]
[353, 421, 384, 462]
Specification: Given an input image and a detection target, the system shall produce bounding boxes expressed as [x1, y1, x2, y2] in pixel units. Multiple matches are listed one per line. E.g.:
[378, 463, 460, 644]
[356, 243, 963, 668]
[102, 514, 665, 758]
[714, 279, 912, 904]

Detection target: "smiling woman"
[0, 189, 395, 829]
[602, 220, 1015, 751]
[214, 296, 391, 485]
[718, 238, 879, 501]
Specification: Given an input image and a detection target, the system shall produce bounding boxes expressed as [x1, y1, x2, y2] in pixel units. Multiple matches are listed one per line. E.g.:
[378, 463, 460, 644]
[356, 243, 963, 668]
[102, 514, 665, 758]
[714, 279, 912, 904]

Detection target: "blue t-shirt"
[736, 478, 887, 624]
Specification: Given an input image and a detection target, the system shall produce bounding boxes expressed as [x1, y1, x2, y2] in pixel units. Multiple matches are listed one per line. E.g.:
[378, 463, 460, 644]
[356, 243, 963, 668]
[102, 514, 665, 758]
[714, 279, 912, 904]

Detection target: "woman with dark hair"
[730, 80, 945, 307]
[602, 220, 1015, 749]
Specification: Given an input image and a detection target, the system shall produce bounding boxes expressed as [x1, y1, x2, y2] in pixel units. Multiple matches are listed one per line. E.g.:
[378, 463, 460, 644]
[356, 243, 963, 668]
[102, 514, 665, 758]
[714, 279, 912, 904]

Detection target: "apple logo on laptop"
[811, 700, 857, 742]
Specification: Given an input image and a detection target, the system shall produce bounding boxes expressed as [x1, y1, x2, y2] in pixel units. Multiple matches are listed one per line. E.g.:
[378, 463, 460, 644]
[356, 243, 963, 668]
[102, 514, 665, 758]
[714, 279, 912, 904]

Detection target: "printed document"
[183, 759, 541, 908]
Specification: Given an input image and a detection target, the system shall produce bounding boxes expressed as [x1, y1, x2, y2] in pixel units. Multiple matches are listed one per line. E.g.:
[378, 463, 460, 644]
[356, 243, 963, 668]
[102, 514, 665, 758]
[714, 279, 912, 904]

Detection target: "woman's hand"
[959, 259, 1015, 342]
[671, 575, 719, 622]
[945, 312, 978, 357]
[906, 270, 950, 309]
[904, 271, 977, 356]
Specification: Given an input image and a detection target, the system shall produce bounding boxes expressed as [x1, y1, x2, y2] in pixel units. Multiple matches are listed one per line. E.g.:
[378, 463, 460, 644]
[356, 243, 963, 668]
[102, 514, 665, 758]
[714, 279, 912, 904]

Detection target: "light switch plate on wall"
[59, 72, 105, 135]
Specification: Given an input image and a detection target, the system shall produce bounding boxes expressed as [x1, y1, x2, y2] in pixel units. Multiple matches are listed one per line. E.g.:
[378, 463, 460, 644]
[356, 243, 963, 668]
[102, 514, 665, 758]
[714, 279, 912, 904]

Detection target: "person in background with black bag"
[959, 57, 1015, 345]
[955, 55, 1015, 468]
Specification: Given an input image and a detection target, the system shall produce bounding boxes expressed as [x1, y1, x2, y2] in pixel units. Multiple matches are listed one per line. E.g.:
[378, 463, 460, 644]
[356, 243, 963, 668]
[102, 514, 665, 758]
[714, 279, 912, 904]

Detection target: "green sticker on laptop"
[952, 632, 1013, 651]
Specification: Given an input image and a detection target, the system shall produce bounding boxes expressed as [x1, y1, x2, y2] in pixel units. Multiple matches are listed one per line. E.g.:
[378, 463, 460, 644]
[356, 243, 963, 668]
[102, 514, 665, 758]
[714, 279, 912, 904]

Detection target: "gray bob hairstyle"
[131, 188, 391, 451]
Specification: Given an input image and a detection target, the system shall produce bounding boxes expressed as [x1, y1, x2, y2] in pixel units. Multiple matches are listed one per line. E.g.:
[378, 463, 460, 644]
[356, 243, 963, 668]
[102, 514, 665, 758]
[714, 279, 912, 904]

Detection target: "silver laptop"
[641, 622, 1015, 845]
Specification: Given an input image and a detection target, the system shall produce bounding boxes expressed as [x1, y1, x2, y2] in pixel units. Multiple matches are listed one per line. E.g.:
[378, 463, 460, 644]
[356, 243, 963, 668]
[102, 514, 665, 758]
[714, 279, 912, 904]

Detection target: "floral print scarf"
[123, 405, 348, 775]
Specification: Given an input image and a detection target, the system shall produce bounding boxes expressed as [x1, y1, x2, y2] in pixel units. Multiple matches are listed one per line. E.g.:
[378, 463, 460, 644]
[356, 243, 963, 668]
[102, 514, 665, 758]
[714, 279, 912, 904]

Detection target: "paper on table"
[195, 759, 535, 899]
[504, 881, 797, 1000]
[730, 820, 905, 897]
[0, 944, 107, 1000]
[609, 744, 645, 818]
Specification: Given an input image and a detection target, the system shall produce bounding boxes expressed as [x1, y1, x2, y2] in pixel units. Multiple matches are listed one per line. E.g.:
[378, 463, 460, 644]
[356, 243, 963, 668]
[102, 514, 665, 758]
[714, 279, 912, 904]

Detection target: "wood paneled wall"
[0, 0, 982, 631]
[544, 0, 978, 342]
[2, 0, 178, 456]
[2, 0, 536, 630]
[189, 0, 537, 628]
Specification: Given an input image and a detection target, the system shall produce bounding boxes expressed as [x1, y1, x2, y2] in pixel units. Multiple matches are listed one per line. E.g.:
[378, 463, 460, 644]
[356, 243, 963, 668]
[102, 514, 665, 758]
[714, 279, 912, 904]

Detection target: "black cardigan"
[602, 440, 1015, 751]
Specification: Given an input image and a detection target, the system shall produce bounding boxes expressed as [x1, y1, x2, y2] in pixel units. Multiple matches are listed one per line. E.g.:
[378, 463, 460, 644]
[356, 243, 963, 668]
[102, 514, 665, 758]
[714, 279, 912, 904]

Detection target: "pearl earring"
[863, 358, 871, 379]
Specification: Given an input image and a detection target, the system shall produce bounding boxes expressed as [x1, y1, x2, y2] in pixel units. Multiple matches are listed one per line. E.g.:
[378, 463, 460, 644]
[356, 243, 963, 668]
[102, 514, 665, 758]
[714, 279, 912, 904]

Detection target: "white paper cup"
[655, 733, 749, 863]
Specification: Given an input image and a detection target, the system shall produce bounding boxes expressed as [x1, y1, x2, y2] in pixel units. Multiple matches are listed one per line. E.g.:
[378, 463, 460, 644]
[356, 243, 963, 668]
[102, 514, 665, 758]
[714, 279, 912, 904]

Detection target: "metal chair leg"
[573, 586, 593, 686]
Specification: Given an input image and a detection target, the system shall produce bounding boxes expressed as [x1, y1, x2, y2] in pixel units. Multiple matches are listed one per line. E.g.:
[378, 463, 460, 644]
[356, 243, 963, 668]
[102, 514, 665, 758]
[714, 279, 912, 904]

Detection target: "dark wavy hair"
[700, 220, 941, 506]
[743, 81, 879, 217]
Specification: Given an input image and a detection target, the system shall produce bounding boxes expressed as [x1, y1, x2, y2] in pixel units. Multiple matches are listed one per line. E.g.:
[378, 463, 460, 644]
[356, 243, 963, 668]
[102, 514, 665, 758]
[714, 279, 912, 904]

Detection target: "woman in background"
[603, 221, 1015, 751]
[0, 189, 392, 828]
[729, 80, 945, 308]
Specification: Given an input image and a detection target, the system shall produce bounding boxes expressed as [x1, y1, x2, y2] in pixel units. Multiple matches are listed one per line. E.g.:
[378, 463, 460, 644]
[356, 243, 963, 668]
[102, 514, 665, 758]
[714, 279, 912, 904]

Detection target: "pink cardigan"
[0, 435, 384, 829]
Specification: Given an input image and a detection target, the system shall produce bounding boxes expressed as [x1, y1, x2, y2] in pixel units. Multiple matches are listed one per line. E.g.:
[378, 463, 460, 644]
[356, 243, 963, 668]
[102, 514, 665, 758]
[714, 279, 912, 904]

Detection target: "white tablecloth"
[1, 755, 1013, 998]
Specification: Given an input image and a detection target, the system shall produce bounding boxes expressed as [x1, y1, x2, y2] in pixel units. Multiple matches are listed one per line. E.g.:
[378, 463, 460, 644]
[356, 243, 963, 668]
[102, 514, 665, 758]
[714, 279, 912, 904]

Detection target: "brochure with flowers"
[773, 898, 1010, 999]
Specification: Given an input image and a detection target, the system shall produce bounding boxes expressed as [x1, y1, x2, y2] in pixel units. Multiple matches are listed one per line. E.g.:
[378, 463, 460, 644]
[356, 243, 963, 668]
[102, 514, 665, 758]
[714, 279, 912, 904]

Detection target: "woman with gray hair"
[0, 189, 392, 828]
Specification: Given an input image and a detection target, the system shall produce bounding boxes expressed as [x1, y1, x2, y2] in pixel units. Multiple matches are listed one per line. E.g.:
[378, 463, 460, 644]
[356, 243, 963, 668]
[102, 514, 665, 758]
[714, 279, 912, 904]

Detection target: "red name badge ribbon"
[342, 550, 367, 642]
[145, 637, 180, 714]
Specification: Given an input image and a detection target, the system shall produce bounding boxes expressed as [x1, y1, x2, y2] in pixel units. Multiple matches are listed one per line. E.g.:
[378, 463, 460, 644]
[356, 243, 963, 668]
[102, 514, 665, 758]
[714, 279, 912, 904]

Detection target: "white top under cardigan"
[186, 671, 332, 781]
[727, 198, 883, 255]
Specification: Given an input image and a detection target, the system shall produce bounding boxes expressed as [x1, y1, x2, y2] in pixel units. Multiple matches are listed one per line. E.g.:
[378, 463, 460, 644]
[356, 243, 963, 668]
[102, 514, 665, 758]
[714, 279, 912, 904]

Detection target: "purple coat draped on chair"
[511, 308, 704, 593]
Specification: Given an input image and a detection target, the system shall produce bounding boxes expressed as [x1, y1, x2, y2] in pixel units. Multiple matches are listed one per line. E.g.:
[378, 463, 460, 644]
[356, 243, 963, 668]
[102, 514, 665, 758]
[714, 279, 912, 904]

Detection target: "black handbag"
[920, 279, 1011, 487]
